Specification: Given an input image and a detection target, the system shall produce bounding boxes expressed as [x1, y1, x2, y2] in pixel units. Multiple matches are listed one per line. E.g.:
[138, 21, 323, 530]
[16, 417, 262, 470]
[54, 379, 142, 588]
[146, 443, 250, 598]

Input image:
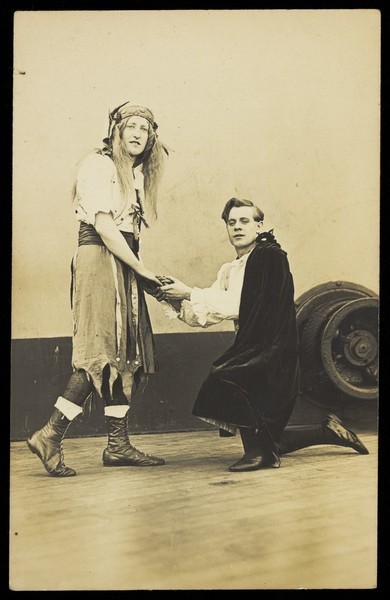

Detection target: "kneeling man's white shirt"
[163, 249, 253, 328]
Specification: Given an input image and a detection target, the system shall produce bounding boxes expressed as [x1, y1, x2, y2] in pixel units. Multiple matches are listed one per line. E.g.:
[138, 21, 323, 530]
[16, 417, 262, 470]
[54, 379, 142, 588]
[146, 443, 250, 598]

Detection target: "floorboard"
[9, 430, 378, 590]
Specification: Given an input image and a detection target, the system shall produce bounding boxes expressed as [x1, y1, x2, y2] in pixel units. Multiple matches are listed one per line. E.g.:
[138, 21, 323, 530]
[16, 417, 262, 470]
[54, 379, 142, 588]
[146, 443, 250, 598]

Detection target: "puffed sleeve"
[74, 153, 116, 226]
[179, 263, 241, 327]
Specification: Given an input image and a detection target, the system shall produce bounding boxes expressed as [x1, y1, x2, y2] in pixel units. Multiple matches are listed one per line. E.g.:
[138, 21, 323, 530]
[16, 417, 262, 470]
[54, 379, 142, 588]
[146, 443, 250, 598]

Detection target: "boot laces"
[59, 425, 70, 467]
[59, 440, 65, 466]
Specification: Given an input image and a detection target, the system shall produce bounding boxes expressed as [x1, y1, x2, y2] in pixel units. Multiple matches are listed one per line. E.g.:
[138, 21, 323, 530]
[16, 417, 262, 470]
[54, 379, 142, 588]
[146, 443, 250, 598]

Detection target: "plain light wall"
[13, 9, 380, 339]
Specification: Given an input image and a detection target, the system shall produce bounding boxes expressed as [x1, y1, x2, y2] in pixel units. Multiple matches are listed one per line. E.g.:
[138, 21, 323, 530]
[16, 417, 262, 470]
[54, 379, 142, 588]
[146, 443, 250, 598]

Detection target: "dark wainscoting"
[11, 333, 377, 441]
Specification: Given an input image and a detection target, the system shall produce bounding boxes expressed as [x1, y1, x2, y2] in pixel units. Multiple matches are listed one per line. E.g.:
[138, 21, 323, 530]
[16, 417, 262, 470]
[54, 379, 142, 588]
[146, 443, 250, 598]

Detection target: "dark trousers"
[240, 422, 341, 456]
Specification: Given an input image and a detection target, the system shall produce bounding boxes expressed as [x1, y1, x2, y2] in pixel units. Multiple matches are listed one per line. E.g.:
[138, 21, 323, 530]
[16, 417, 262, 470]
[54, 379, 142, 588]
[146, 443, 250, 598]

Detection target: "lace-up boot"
[27, 408, 76, 477]
[103, 415, 165, 467]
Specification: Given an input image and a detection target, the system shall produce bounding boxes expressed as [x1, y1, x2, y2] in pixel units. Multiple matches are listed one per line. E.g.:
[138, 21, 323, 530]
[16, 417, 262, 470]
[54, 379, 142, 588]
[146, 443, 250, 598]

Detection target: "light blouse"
[73, 152, 145, 232]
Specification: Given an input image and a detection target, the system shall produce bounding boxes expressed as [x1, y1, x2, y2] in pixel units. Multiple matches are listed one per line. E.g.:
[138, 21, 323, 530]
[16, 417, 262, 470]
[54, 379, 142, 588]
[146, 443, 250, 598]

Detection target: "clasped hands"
[152, 275, 192, 302]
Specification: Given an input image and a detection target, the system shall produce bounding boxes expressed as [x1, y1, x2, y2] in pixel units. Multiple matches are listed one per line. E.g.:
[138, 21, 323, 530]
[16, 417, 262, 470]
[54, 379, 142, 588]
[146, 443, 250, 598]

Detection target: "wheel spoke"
[365, 362, 379, 383]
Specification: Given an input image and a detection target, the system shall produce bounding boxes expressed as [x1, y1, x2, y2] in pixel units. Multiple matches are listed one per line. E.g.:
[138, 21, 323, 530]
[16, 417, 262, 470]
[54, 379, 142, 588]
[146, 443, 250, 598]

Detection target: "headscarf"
[103, 101, 159, 147]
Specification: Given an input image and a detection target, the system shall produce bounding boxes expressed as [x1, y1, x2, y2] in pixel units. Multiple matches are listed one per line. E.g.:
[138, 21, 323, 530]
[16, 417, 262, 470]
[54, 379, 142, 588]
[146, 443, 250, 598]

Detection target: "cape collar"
[256, 229, 280, 247]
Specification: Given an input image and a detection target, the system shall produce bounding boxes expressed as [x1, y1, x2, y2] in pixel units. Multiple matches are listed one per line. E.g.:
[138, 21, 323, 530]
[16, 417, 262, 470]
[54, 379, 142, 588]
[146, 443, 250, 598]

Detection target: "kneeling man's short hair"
[221, 198, 264, 224]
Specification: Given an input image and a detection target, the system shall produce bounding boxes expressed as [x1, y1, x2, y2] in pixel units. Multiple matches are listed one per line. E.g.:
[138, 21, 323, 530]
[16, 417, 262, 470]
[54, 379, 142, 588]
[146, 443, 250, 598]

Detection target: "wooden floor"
[10, 429, 377, 590]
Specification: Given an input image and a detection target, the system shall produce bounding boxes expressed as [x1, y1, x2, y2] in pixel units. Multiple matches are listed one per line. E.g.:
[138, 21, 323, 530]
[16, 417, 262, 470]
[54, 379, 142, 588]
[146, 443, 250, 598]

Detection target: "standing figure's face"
[121, 116, 149, 157]
[226, 206, 263, 253]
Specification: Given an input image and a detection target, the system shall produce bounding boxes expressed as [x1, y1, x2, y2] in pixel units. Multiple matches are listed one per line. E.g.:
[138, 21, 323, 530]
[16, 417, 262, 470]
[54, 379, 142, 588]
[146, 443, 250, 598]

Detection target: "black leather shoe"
[324, 413, 369, 455]
[229, 453, 281, 472]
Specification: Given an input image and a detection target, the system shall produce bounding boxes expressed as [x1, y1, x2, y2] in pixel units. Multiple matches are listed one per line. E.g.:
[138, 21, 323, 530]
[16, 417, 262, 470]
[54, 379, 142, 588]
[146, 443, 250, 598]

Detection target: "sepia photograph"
[10, 8, 380, 590]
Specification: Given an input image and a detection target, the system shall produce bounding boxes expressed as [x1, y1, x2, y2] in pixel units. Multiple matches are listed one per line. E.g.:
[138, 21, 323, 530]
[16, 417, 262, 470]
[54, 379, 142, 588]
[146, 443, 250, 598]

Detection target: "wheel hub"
[343, 329, 377, 366]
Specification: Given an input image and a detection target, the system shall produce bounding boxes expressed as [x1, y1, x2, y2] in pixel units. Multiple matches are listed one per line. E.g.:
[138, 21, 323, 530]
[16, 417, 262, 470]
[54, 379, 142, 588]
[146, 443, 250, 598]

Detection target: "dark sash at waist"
[78, 222, 139, 255]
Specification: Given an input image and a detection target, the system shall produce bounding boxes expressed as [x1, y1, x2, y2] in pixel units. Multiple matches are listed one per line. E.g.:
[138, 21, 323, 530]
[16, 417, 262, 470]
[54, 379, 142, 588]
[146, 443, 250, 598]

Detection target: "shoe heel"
[26, 439, 37, 456]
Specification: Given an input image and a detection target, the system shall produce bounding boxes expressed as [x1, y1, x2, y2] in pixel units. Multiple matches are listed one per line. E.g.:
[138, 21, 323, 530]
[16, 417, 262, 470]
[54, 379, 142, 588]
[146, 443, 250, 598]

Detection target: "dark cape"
[192, 232, 300, 441]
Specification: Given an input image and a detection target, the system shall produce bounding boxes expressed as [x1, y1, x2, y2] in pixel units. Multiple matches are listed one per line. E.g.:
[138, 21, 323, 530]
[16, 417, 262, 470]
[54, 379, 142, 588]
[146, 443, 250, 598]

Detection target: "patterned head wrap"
[103, 101, 158, 146]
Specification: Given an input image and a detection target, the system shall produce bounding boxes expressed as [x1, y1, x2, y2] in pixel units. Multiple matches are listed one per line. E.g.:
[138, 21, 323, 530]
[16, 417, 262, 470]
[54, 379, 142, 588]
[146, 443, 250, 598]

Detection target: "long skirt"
[71, 237, 157, 402]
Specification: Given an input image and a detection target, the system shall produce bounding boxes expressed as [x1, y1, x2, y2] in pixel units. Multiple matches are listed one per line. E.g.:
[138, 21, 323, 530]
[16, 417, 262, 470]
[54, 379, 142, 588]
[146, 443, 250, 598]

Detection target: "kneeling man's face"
[226, 206, 263, 253]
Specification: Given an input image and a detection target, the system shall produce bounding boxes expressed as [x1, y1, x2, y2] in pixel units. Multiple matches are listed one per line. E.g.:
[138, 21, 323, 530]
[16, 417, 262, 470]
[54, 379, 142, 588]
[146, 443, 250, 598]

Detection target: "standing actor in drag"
[27, 101, 169, 477]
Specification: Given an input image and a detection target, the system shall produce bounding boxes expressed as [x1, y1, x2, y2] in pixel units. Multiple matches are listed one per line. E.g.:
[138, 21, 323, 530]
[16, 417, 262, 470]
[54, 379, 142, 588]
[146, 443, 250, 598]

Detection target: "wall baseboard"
[11, 333, 377, 441]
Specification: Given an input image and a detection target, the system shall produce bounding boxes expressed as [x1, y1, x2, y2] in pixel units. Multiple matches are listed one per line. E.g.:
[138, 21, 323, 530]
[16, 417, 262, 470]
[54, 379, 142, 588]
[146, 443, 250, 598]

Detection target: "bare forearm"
[94, 213, 156, 281]
[99, 229, 139, 268]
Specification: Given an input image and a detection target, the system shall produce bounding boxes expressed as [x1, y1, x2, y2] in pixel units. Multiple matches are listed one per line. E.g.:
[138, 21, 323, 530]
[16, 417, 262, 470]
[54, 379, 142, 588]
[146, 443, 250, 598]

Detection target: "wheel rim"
[320, 298, 379, 399]
[295, 281, 377, 341]
[300, 299, 347, 368]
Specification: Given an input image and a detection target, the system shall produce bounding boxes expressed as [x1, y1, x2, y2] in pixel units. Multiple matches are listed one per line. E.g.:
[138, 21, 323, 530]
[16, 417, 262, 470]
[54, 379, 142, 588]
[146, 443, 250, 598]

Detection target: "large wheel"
[320, 297, 379, 400]
[296, 281, 378, 403]
[300, 299, 347, 370]
[296, 281, 377, 337]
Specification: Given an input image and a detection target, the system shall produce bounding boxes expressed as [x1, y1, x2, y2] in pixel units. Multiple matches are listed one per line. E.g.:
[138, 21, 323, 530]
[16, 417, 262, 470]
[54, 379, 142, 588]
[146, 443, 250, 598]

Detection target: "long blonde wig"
[72, 103, 168, 219]
[110, 117, 166, 218]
